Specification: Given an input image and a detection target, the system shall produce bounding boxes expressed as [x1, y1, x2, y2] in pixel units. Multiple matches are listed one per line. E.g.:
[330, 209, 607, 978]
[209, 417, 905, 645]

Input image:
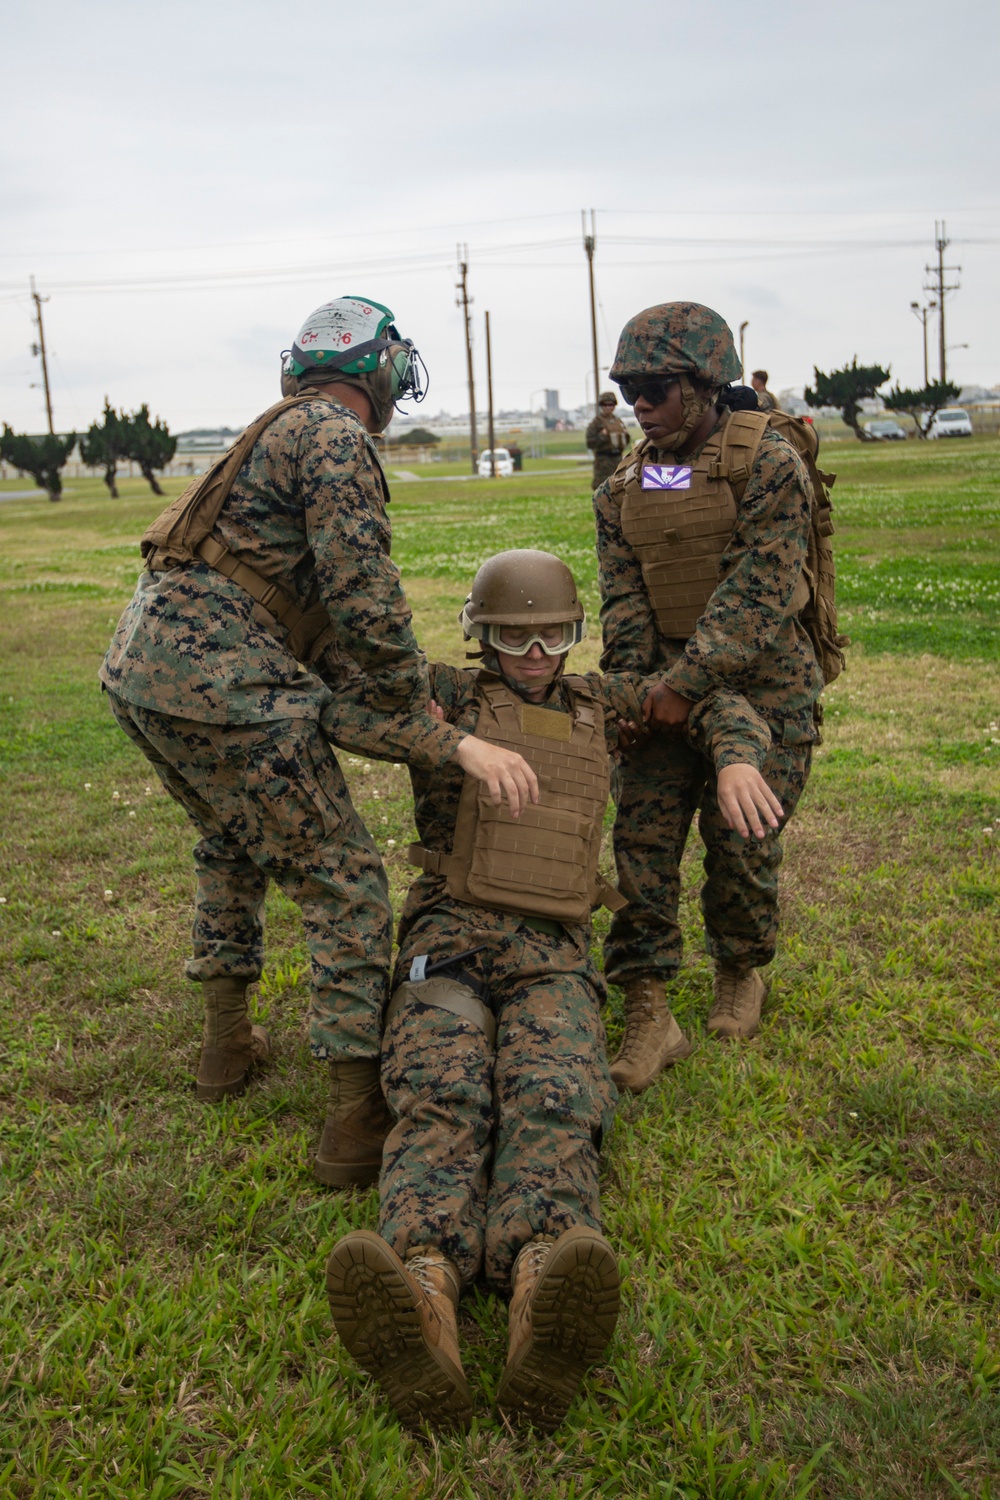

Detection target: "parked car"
[864, 419, 908, 441]
[478, 447, 515, 477]
[922, 408, 973, 439]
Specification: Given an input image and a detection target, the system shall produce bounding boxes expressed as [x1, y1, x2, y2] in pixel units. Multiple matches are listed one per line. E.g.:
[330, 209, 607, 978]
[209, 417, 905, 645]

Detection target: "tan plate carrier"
[408, 673, 625, 926]
[613, 408, 847, 683]
[139, 390, 387, 665]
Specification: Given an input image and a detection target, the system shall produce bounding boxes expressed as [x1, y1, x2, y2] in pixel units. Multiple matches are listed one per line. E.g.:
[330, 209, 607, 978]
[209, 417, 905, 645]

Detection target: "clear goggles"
[482, 620, 584, 657]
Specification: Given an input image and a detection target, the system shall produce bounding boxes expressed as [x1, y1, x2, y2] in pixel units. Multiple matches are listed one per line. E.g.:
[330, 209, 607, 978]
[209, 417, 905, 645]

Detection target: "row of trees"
[0, 401, 176, 501]
[804, 359, 961, 440]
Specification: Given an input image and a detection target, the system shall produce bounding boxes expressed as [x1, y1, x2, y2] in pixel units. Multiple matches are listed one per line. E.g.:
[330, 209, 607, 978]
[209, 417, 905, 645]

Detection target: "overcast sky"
[2, 0, 998, 434]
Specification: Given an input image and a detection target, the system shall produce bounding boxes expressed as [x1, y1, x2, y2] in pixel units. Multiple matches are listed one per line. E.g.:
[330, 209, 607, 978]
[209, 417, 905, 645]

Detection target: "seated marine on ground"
[100, 296, 536, 1189]
[324, 549, 783, 1433]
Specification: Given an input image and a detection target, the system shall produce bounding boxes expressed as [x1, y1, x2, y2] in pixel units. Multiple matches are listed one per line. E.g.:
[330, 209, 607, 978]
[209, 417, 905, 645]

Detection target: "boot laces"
[406, 1252, 451, 1300]
[714, 970, 751, 1018]
[514, 1237, 553, 1286]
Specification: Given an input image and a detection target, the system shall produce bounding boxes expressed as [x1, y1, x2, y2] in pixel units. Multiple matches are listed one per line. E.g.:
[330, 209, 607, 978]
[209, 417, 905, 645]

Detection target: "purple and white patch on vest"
[641, 464, 692, 490]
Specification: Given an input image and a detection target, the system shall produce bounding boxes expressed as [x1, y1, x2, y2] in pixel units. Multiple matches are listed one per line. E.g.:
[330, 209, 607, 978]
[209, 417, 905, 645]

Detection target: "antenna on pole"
[582, 209, 600, 415]
[456, 245, 479, 476]
[924, 221, 961, 385]
[30, 276, 55, 435]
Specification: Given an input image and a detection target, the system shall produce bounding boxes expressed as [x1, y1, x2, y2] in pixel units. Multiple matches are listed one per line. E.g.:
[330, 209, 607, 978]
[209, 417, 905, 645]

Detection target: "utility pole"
[582, 209, 600, 415]
[30, 276, 55, 435]
[456, 246, 479, 476]
[484, 311, 496, 478]
[738, 320, 749, 383]
[909, 299, 936, 387]
[924, 222, 961, 385]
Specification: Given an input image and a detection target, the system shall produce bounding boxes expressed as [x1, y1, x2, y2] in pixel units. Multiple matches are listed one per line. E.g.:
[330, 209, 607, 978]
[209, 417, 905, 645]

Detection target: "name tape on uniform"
[641, 464, 692, 490]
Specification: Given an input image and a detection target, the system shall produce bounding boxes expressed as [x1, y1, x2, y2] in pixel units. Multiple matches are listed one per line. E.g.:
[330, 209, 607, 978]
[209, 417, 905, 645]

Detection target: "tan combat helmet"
[460, 549, 586, 656]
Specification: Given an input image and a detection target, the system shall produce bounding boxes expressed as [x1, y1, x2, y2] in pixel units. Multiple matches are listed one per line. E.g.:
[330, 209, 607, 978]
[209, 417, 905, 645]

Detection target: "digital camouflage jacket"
[101, 397, 463, 771]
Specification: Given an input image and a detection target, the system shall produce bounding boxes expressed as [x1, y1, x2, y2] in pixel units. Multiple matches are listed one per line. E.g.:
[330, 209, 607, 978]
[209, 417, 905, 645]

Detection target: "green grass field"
[1, 437, 998, 1498]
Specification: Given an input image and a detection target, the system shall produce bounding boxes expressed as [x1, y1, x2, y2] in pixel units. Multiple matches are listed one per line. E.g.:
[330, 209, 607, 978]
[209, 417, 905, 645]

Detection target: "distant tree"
[883, 380, 961, 439]
[804, 358, 891, 441]
[394, 426, 440, 447]
[0, 425, 76, 501]
[122, 404, 176, 495]
[80, 398, 127, 497]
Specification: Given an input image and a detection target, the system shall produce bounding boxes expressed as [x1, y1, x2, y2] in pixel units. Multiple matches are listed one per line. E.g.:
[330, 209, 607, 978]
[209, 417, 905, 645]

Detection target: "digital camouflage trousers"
[107, 693, 391, 1059]
[605, 721, 813, 986]
[379, 900, 617, 1293]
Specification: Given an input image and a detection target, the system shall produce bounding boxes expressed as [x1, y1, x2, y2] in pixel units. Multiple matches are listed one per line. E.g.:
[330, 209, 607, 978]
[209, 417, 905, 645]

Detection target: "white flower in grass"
[128, 811, 137, 818]
[104, 889, 114, 900]
[145, 786, 152, 796]
[83, 782, 92, 790]
[0, 896, 6, 905]
[51, 929, 62, 938]
[386, 839, 396, 848]
[112, 791, 120, 800]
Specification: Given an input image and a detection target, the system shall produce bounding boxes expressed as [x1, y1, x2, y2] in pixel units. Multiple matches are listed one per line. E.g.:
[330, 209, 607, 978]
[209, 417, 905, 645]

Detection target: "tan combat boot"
[195, 978, 271, 1102]
[313, 1058, 393, 1188]
[609, 975, 693, 1092]
[496, 1226, 620, 1432]
[326, 1231, 472, 1431]
[707, 963, 769, 1040]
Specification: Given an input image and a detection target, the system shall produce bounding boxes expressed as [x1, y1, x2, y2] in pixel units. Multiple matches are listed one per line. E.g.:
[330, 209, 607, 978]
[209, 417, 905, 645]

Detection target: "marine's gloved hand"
[716, 763, 784, 840]
[455, 736, 539, 819]
[643, 681, 694, 732]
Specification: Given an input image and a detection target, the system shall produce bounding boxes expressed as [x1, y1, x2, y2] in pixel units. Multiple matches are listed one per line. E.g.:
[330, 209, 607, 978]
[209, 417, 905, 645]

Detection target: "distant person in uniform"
[586, 392, 630, 490]
[751, 370, 778, 412]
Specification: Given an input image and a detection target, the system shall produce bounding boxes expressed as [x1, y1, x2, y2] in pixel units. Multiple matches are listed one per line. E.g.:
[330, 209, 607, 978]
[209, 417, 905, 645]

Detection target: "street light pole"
[738, 320, 748, 383]
[582, 209, 600, 417]
[910, 299, 936, 387]
[485, 311, 496, 478]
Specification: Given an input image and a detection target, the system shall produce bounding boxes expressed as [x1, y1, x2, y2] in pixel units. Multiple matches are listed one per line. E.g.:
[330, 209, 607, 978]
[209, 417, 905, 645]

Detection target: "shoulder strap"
[714, 409, 770, 494]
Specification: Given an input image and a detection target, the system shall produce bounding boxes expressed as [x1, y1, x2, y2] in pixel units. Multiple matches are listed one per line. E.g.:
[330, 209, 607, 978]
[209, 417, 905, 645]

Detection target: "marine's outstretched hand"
[454, 735, 539, 818]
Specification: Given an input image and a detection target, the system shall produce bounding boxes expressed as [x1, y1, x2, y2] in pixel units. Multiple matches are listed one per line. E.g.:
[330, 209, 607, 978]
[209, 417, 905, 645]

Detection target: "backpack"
[721, 409, 849, 685]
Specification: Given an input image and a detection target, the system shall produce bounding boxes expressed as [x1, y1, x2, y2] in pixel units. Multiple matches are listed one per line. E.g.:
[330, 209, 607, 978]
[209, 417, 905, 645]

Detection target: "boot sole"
[195, 1027, 271, 1102]
[496, 1227, 620, 1432]
[326, 1231, 473, 1431]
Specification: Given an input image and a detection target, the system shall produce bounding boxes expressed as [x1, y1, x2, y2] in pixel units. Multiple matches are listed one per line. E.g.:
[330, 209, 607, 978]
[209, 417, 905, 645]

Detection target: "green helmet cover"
[610, 302, 741, 386]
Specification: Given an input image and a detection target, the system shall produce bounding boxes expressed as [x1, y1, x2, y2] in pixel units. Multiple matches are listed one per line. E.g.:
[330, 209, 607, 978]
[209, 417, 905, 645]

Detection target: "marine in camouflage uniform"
[585, 391, 631, 490]
[325, 550, 775, 1432]
[594, 303, 822, 1074]
[101, 296, 535, 1189]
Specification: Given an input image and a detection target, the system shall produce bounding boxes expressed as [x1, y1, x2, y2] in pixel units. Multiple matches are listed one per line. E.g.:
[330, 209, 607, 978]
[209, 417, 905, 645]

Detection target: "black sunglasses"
[617, 376, 679, 407]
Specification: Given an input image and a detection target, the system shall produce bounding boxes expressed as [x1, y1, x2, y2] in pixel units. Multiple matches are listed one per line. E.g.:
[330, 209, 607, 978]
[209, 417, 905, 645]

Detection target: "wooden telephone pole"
[924, 222, 961, 385]
[456, 247, 479, 475]
[582, 209, 600, 413]
[30, 276, 55, 434]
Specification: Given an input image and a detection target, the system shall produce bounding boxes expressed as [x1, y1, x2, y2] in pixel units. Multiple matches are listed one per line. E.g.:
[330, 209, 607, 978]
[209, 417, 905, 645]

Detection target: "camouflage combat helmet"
[460, 550, 586, 656]
[598, 391, 617, 406]
[610, 302, 741, 387]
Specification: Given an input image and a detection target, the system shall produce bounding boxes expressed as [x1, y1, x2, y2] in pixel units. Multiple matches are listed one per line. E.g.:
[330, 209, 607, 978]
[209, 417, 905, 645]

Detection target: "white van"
[924, 408, 973, 439]
[478, 447, 514, 477]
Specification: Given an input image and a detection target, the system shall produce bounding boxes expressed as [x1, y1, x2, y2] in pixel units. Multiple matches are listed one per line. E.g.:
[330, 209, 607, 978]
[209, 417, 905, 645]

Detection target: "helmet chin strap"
[478, 647, 568, 701]
[652, 373, 718, 452]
